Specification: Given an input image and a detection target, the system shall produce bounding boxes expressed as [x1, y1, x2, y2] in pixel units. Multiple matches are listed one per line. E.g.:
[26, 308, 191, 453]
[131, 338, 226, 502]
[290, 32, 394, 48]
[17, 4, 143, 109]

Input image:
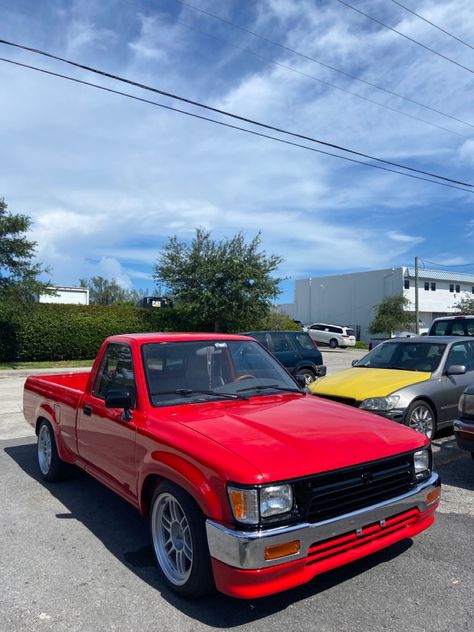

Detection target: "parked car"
[24, 333, 440, 599]
[454, 385, 474, 460]
[305, 323, 356, 348]
[309, 336, 474, 439]
[243, 330, 326, 385]
[429, 315, 474, 336]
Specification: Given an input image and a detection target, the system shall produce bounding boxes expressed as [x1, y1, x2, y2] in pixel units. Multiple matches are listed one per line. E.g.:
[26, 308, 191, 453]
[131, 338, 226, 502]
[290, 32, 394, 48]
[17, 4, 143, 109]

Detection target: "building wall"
[288, 267, 474, 342]
[294, 268, 402, 341]
[39, 287, 90, 305]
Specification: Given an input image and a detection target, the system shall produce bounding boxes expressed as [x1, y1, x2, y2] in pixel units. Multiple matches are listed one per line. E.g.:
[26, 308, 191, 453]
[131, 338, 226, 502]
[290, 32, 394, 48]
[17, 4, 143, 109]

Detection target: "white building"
[281, 267, 474, 341]
[39, 286, 90, 305]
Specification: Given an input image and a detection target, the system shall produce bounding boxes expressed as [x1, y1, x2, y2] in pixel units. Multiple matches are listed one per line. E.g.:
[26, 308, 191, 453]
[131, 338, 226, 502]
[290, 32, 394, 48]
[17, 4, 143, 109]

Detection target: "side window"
[251, 333, 269, 348]
[446, 343, 469, 368]
[294, 334, 314, 350]
[329, 326, 342, 334]
[271, 333, 294, 352]
[93, 343, 136, 404]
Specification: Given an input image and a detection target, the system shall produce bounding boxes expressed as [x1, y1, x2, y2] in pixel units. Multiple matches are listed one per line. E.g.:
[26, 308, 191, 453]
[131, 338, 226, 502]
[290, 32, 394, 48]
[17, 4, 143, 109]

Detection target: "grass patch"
[354, 341, 369, 349]
[0, 359, 94, 370]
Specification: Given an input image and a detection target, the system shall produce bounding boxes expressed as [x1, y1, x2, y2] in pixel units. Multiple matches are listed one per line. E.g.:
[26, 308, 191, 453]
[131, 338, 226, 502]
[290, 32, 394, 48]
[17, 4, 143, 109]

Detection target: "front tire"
[37, 420, 68, 481]
[296, 368, 316, 386]
[150, 482, 214, 598]
[404, 400, 436, 439]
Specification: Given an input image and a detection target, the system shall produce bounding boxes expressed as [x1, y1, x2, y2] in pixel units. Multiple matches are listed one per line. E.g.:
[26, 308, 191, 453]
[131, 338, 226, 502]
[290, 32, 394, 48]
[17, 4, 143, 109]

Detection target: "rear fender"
[35, 404, 75, 463]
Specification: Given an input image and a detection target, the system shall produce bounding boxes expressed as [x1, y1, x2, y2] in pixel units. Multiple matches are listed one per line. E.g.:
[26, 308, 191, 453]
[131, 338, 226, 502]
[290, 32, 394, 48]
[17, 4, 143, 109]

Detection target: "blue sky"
[0, 0, 473, 303]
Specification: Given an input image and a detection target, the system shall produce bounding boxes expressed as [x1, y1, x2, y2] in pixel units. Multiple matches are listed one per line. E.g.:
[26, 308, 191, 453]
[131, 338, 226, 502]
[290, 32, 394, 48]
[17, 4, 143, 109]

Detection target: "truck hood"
[170, 394, 427, 484]
[309, 367, 431, 400]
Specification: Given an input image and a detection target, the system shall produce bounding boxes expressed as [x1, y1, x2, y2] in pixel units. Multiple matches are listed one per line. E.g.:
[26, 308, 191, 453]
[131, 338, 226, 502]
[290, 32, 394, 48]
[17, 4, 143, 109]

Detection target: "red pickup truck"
[24, 333, 441, 599]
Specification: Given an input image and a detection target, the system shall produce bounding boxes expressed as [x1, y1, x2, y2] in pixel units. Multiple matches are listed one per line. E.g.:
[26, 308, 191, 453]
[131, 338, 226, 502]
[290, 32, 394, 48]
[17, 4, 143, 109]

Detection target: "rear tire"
[150, 482, 214, 598]
[329, 338, 338, 349]
[404, 400, 436, 440]
[37, 420, 69, 481]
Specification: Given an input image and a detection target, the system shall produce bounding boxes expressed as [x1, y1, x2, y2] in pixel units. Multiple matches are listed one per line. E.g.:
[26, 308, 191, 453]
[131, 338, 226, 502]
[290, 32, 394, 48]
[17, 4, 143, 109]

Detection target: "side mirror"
[351, 359, 359, 366]
[446, 364, 466, 376]
[105, 389, 134, 419]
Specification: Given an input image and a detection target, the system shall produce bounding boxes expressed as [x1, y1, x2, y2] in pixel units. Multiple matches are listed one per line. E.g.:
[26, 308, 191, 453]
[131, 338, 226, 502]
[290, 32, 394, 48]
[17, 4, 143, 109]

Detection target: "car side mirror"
[446, 364, 466, 376]
[351, 359, 359, 366]
[105, 389, 134, 420]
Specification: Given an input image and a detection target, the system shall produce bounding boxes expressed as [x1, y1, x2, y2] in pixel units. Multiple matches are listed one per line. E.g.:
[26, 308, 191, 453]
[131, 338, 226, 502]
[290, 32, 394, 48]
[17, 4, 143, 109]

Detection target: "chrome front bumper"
[206, 472, 440, 570]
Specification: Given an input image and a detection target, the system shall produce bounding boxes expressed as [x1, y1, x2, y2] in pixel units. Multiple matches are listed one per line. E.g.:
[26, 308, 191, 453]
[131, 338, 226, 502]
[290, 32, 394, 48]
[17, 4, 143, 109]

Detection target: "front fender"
[138, 451, 228, 522]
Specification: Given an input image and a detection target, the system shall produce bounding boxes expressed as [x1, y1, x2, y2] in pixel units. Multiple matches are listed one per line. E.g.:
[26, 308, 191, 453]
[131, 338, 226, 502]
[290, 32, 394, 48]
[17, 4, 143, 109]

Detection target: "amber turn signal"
[426, 488, 441, 504]
[264, 540, 301, 561]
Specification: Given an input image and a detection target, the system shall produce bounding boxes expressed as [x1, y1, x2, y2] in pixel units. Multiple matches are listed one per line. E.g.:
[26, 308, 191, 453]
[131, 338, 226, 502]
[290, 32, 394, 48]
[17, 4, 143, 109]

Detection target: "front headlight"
[227, 484, 293, 525]
[414, 448, 431, 480]
[360, 395, 400, 411]
[260, 485, 293, 518]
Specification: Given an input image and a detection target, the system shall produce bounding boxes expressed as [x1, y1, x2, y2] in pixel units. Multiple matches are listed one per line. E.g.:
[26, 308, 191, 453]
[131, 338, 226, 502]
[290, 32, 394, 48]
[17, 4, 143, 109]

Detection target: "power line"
[0, 38, 472, 188]
[420, 258, 474, 269]
[154, 13, 471, 140]
[335, 0, 474, 75]
[0, 55, 472, 194]
[390, 0, 474, 51]
[166, 0, 474, 130]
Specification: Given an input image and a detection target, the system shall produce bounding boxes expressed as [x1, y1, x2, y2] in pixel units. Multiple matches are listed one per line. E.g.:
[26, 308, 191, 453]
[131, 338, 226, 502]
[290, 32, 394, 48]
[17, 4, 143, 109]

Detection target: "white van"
[305, 323, 356, 348]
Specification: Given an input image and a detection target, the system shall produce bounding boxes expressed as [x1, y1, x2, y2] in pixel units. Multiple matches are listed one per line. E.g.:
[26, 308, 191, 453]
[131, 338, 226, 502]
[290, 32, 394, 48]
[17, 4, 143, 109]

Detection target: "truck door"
[76, 342, 139, 499]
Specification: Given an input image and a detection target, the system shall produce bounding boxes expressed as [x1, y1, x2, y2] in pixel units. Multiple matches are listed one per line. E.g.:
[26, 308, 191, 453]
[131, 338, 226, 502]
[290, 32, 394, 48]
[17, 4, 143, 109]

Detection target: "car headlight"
[414, 448, 431, 481]
[360, 395, 400, 411]
[227, 484, 293, 525]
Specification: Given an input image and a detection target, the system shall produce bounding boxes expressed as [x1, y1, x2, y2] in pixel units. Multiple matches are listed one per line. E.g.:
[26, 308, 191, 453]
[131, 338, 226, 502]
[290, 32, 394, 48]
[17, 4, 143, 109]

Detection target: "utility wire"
[390, 0, 474, 51]
[166, 15, 470, 140]
[166, 0, 474, 130]
[335, 0, 474, 75]
[1, 37, 471, 189]
[420, 258, 474, 268]
[0, 56, 472, 194]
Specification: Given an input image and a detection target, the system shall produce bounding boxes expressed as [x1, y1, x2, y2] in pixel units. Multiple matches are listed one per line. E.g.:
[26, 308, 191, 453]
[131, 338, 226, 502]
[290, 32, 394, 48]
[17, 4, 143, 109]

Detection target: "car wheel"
[404, 400, 436, 440]
[37, 419, 69, 481]
[329, 338, 338, 349]
[150, 482, 214, 598]
[296, 369, 317, 386]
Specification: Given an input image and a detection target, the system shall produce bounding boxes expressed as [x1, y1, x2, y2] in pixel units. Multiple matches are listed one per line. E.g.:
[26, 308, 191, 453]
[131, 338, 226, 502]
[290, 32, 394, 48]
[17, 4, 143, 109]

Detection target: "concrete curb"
[0, 367, 91, 378]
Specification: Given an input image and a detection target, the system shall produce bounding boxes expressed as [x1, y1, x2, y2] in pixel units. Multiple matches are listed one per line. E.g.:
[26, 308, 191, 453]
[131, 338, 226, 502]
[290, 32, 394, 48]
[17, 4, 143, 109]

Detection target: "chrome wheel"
[38, 423, 52, 475]
[151, 492, 193, 586]
[407, 403, 434, 439]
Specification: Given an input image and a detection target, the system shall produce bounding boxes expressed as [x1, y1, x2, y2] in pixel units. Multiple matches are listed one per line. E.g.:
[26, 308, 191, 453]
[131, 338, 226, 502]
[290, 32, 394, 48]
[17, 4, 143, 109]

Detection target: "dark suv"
[243, 330, 326, 385]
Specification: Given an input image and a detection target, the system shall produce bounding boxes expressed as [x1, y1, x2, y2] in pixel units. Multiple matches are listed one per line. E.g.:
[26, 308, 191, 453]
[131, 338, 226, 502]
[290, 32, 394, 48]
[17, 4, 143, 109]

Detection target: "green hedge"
[0, 304, 190, 362]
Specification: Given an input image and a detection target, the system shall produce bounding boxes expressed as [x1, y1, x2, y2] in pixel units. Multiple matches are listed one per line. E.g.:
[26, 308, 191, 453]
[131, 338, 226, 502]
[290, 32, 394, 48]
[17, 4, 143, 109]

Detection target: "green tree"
[369, 294, 416, 335]
[153, 229, 283, 332]
[79, 276, 145, 305]
[0, 197, 50, 305]
[452, 293, 474, 315]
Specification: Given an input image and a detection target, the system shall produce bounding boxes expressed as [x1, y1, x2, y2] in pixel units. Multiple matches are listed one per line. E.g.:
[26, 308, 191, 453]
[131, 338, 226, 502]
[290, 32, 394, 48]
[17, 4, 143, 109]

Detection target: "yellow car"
[309, 337, 474, 438]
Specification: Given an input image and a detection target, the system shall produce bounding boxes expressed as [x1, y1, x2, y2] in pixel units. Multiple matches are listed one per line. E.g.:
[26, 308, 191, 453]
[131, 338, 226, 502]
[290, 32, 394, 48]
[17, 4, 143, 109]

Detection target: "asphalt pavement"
[0, 350, 473, 632]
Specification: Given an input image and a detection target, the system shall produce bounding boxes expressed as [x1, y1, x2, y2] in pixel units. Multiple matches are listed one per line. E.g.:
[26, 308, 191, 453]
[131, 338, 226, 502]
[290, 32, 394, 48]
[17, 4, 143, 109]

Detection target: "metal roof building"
[280, 267, 474, 342]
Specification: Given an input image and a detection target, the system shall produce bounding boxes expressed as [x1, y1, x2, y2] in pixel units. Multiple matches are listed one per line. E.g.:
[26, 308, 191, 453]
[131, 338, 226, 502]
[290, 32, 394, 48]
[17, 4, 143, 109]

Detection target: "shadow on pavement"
[5, 440, 414, 627]
[432, 434, 474, 492]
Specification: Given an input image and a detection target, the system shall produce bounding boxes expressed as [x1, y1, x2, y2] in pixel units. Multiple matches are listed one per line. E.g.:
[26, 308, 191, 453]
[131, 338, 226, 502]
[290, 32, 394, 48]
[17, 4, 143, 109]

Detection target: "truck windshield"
[355, 341, 446, 372]
[141, 340, 301, 406]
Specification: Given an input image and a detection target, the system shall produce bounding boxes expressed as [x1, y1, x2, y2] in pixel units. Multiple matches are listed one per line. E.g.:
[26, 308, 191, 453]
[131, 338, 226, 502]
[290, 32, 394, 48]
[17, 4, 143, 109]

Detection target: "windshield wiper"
[236, 384, 302, 394]
[153, 389, 248, 400]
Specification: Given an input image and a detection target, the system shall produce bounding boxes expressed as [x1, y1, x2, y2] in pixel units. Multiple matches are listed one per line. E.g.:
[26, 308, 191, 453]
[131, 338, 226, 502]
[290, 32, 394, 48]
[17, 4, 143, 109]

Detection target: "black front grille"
[294, 454, 414, 523]
[317, 394, 358, 407]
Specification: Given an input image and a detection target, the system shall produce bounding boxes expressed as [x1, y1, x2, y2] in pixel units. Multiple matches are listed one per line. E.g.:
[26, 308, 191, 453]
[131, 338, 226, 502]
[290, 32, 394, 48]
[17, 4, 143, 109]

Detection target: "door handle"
[83, 405, 92, 416]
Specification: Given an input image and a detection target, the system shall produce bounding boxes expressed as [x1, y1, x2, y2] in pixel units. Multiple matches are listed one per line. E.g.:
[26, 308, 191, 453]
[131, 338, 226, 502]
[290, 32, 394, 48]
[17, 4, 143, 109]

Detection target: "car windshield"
[142, 340, 301, 406]
[355, 341, 446, 372]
